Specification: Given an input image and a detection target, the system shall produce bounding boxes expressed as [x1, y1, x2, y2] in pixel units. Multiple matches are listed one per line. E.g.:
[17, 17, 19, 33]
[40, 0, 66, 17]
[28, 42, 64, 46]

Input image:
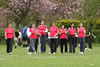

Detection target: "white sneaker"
[49, 52, 51, 54]
[34, 52, 37, 55]
[53, 52, 56, 54]
[85, 48, 88, 50]
[28, 52, 32, 55]
[79, 52, 84, 55]
[88, 48, 92, 50]
[9, 52, 12, 55]
[65, 53, 67, 54]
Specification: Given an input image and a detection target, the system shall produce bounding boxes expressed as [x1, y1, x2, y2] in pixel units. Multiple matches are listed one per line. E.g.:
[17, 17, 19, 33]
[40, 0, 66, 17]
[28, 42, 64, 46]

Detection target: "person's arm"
[5, 31, 7, 40]
[92, 33, 96, 38]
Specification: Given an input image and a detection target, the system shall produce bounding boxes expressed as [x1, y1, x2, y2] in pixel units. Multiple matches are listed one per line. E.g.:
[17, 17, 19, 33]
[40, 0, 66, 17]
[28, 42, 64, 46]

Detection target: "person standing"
[22, 25, 28, 48]
[78, 23, 86, 54]
[87, 27, 96, 50]
[28, 24, 37, 54]
[5, 23, 15, 55]
[68, 23, 76, 54]
[49, 23, 59, 54]
[59, 25, 68, 54]
[40, 21, 48, 53]
[15, 29, 19, 49]
[35, 26, 41, 53]
[18, 29, 22, 47]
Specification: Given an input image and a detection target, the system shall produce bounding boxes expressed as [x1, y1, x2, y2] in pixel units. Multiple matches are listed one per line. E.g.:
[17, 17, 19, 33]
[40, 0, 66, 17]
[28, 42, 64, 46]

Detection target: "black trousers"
[50, 38, 57, 53]
[88, 36, 92, 49]
[79, 37, 86, 52]
[18, 38, 22, 46]
[6, 38, 13, 53]
[75, 37, 77, 48]
[60, 39, 67, 53]
[35, 39, 38, 52]
[69, 35, 75, 53]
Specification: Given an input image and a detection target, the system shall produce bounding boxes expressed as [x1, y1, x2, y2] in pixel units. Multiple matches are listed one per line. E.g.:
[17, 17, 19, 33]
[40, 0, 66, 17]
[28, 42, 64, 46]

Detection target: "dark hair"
[71, 23, 74, 25]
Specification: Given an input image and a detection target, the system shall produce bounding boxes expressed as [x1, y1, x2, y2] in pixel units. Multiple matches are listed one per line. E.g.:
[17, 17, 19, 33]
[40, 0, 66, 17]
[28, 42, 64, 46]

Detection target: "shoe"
[34, 52, 37, 55]
[79, 52, 84, 55]
[28, 52, 32, 55]
[49, 52, 51, 54]
[53, 52, 56, 54]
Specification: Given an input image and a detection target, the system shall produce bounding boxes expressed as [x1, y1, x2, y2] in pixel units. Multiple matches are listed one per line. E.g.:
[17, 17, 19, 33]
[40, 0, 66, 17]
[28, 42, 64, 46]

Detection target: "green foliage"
[0, 0, 8, 8]
[56, 19, 80, 28]
[92, 29, 100, 43]
[0, 29, 5, 43]
[96, 19, 100, 29]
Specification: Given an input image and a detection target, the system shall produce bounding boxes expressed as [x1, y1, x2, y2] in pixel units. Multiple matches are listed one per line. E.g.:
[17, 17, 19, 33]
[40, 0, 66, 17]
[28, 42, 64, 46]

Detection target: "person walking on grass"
[28, 24, 37, 55]
[35, 25, 41, 53]
[59, 25, 68, 54]
[77, 23, 86, 55]
[68, 23, 76, 54]
[22, 25, 28, 48]
[40, 21, 48, 53]
[15, 29, 19, 49]
[5, 23, 15, 55]
[49, 23, 59, 54]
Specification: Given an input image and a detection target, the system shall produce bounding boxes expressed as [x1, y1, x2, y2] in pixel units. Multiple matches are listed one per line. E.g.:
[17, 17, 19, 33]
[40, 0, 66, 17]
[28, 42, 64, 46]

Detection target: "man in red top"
[49, 23, 59, 54]
[59, 25, 68, 54]
[78, 23, 86, 54]
[5, 23, 15, 55]
[68, 23, 76, 54]
[40, 21, 48, 53]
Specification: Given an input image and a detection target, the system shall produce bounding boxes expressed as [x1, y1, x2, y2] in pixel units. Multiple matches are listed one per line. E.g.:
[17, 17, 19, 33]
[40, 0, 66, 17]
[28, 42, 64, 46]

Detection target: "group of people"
[5, 21, 96, 55]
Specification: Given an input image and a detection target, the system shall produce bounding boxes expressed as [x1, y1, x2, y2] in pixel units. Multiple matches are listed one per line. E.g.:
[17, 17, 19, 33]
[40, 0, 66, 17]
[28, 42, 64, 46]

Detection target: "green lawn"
[0, 43, 100, 67]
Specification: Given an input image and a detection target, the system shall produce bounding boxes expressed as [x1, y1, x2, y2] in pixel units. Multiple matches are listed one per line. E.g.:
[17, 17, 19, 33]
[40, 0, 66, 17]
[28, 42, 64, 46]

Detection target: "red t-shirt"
[59, 29, 67, 39]
[78, 27, 86, 38]
[50, 26, 58, 37]
[36, 29, 41, 39]
[40, 25, 47, 35]
[29, 28, 36, 39]
[68, 28, 76, 36]
[5, 28, 15, 39]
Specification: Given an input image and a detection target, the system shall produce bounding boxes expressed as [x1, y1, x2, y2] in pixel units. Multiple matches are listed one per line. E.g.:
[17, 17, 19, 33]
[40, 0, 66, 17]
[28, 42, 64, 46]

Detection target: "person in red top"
[59, 25, 68, 54]
[40, 21, 48, 53]
[28, 24, 37, 55]
[35, 25, 41, 52]
[68, 23, 76, 54]
[49, 23, 59, 54]
[78, 23, 86, 54]
[5, 23, 15, 55]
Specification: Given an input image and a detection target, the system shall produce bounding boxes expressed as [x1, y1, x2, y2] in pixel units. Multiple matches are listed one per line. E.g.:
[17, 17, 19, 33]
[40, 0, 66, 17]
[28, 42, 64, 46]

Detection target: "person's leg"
[64, 39, 67, 53]
[50, 39, 53, 53]
[69, 36, 72, 53]
[88, 36, 92, 49]
[35, 39, 38, 52]
[82, 38, 86, 53]
[6, 39, 10, 53]
[54, 39, 57, 53]
[75, 37, 77, 48]
[79, 38, 83, 52]
[9, 38, 13, 53]
[43, 35, 46, 52]
[60, 39, 63, 53]
[72, 38, 75, 53]
[29, 38, 33, 52]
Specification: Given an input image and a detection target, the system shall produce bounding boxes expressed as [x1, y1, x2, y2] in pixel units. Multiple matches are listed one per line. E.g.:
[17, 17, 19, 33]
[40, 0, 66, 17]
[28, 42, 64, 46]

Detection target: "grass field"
[0, 43, 100, 67]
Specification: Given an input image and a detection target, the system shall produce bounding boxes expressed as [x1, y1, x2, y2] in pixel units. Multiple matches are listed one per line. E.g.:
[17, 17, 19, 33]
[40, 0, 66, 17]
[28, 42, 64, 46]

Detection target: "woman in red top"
[49, 23, 59, 54]
[68, 23, 76, 54]
[35, 25, 41, 52]
[5, 23, 15, 55]
[78, 23, 86, 54]
[40, 21, 47, 53]
[28, 24, 37, 55]
[59, 25, 68, 54]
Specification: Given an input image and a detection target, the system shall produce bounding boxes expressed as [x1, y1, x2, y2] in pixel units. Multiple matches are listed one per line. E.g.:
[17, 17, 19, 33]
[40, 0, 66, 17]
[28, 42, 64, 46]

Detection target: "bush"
[0, 29, 5, 43]
[56, 19, 81, 28]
